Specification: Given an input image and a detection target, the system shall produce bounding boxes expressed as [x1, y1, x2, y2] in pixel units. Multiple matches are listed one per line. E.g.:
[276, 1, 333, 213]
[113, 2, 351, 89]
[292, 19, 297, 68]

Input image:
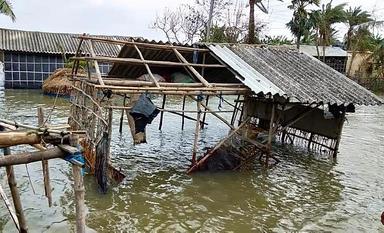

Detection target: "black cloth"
[129, 94, 160, 133]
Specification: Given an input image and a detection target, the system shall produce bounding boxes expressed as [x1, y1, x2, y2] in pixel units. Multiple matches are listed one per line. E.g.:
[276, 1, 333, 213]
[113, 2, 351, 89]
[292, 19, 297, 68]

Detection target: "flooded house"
[0, 34, 382, 232]
[0, 28, 133, 89]
[298, 45, 348, 74]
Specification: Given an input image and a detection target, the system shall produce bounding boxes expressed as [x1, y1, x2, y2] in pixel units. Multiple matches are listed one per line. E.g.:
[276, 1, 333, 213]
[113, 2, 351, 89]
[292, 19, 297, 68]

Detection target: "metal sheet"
[209, 44, 383, 106]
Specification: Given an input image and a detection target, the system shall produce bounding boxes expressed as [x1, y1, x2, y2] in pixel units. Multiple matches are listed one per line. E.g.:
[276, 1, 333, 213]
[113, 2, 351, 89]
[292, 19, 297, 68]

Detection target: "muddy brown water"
[0, 90, 383, 232]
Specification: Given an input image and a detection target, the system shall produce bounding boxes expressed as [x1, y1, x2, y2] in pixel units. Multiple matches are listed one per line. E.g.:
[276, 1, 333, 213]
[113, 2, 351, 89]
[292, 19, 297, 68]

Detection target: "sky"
[0, 0, 383, 42]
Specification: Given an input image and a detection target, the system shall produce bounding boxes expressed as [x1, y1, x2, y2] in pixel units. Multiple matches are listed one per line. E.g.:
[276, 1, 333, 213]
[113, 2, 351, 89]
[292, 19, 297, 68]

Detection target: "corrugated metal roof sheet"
[209, 44, 383, 106]
[299, 45, 347, 57]
[0, 28, 137, 56]
[209, 44, 284, 96]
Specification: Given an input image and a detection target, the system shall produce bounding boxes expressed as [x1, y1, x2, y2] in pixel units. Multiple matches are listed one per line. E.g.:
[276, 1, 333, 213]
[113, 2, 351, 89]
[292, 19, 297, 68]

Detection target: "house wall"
[3, 51, 111, 89]
[346, 51, 372, 77]
[322, 56, 347, 74]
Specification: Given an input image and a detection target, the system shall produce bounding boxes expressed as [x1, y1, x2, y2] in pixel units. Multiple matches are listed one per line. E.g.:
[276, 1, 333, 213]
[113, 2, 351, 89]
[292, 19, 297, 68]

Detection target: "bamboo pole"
[87, 40, 105, 86]
[77, 35, 210, 52]
[187, 118, 250, 174]
[70, 135, 85, 233]
[192, 100, 202, 165]
[333, 112, 346, 158]
[37, 107, 52, 207]
[0, 132, 41, 147]
[266, 104, 276, 166]
[201, 96, 209, 129]
[4, 147, 28, 233]
[107, 89, 249, 96]
[0, 148, 67, 167]
[77, 77, 245, 88]
[119, 95, 127, 134]
[71, 56, 226, 68]
[0, 183, 20, 231]
[133, 44, 160, 88]
[92, 84, 249, 92]
[189, 96, 235, 130]
[158, 95, 167, 130]
[181, 96, 186, 130]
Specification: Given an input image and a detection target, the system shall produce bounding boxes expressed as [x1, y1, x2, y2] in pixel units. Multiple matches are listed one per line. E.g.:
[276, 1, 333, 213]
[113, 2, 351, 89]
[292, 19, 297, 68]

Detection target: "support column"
[4, 147, 28, 233]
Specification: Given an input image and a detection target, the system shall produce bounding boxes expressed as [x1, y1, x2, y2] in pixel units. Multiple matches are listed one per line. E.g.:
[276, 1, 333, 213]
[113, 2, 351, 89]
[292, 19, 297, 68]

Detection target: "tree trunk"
[248, 0, 256, 44]
[347, 50, 357, 77]
[296, 34, 301, 49]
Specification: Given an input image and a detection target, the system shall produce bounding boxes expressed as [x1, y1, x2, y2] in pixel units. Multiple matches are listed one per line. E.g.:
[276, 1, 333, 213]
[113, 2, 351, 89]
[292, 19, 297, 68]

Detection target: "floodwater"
[0, 89, 383, 232]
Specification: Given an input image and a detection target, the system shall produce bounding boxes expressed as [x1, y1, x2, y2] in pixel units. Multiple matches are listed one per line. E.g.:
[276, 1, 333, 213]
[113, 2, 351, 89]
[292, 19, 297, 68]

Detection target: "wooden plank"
[172, 48, 212, 87]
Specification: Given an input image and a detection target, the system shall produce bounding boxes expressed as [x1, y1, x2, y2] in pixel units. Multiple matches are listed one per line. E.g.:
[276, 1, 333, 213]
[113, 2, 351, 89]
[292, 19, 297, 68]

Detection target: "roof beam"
[172, 48, 211, 87]
[133, 44, 160, 88]
[71, 56, 226, 68]
[76, 35, 210, 52]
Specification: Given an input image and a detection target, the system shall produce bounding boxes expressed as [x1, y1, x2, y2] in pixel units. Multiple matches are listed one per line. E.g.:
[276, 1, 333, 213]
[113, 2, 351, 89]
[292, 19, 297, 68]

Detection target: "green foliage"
[311, 1, 347, 47]
[261, 35, 293, 45]
[0, 0, 15, 21]
[345, 6, 373, 50]
[286, 0, 320, 48]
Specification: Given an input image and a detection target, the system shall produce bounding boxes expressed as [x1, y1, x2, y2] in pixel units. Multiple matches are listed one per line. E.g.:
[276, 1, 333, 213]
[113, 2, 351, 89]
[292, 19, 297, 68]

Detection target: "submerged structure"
[69, 35, 382, 190]
[0, 35, 382, 233]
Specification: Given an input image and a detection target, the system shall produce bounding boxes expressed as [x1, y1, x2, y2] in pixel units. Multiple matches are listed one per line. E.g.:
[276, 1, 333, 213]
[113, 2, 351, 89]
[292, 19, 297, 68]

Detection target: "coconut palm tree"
[345, 6, 372, 51]
[248, 0, 256, 44]
[310, 1, 346, 62]
[0, 0, 16, 21]
[286, 0, 320, 49]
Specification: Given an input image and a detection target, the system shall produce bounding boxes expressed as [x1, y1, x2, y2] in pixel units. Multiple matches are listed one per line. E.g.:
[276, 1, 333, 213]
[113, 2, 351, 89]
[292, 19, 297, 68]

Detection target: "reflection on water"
[0, 90, 383, 232]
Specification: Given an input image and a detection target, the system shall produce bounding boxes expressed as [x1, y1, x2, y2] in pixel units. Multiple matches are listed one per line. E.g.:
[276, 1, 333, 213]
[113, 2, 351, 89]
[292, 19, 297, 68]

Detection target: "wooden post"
[158, 95, 167, 130]
[201, 96, 209, 129]
[38, 107, 52, 207]
[70, 135, 85, 233]
[119, 95, 126, 134]
[307, 133, 313, 151]
[333, 112, 346, 158]
[192, 99, 202, 165]
[230, 95, 240, 126]
[4, 147, 28, 233]
[181, 96, 186, 130]
[266, 104, 276, 166]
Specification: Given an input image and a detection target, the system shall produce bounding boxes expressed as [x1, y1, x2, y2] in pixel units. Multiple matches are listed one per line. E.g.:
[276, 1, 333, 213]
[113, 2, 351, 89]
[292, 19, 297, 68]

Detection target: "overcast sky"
[0, 0, 382, 41]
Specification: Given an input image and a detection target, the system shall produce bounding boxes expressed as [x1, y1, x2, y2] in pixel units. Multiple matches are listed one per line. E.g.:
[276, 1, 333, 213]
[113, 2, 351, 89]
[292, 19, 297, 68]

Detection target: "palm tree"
[286, 0, 320, 49]
[0, 0, 16, 21]
[248, 0, 256, 44]
[310, 1, 346, 62]
[345, 6, 372, 50]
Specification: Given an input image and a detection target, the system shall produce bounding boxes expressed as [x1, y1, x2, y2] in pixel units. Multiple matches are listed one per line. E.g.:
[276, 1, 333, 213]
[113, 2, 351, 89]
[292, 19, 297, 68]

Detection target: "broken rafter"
[133, 44, 160, 88]
[187, 118, 250, 174]
[172, 48, 211, 87]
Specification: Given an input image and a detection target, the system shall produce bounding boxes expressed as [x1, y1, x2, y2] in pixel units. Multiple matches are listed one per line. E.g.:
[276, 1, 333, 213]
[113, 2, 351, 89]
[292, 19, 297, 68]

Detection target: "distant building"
[0, 28, 135, 89]
[298, 45, 348, 74]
